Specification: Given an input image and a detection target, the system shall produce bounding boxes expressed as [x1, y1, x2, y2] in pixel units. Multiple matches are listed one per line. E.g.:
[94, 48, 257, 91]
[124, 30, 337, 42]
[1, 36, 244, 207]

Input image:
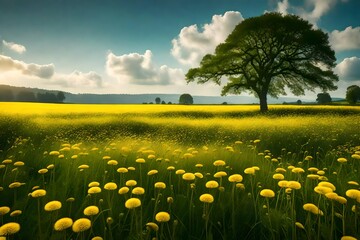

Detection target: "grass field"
[0, 102, 360, 240]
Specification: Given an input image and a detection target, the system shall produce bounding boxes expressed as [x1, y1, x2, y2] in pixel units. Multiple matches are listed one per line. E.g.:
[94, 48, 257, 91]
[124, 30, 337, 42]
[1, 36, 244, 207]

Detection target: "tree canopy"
[346, 85, 360, 105]
[179, 93, 193, 105]
[186, 12, 338, 111]
[316, 92, 332, 104]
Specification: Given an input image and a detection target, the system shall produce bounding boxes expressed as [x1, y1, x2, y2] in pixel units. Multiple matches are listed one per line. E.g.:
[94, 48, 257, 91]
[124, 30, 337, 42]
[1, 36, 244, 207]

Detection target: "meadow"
[0, 102, 360, 240]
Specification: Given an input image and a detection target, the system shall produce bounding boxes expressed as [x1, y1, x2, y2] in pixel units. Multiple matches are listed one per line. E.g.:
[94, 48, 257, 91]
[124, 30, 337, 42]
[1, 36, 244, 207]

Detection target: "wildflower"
[128, 166, 136, 171]
[10, 210, 22, 217]
[292, 167, 305, 174]
[175, 169, 185, 175]
[253, 139, 261, 144]
[244, 167, 255, 175]
[337, 158, 348, 163]
[106, 217, 113, 225]
[107, 160, 118, 166]
[260, 189, 275, 198]
[92, 237, 104, 240]
[288, 181, 301, 190]
[104, 182, 117, 190]
[183, 153, 193, 159]
[199, 193, 214, 203]
[195, 172, 204, 178]
[314, 186, 333, 195]
[351, 154, 360, 160]
[295, 222, 305, 230]
[47, 164, 55, 169]
[9, 182, 23, 189]
[66, 197, 75, 202]
[2, 159, 12, 164]
[132, 187, 145, 195]
[195, 164, 203, 168]
[0, 222, 20, 235]
[125, 198, 141, 209]
[155, 212, 170, 222]
[44, 201, 62, 211]
[78, 165, 89, 169]
[167, 197, 174, 204]
[0, 206, 10, 215]
[318, 181, 336, 191]
[136, 158, 146, 163]
[102, 156, 111, 160]
[348, 181, 359, 186]
[167, 166, 175, 171]
[154, 182, 166, 189]
[88, 182, 100, 187]
[303, 203, 323, 215]
[227, 174, 243, 183]
[272, 173, 284, 180]
[214, 171, 227, 178]
[278, 180, 289, 188]
[49, 151, 60, 156]
[84, 206, 99, 216]
[148, 154, 156, 159]
[325, 192, 339, 200]
[72, 218, 91, 232]
[125, 180, 137, 187]
[307, 174, 319, 180]
[205, 180, 219, 189]
[182, 173, 196, 181]
[88, 187, 102, 194]
[304, 156, 313, 161]
[117, 167, 128, 173]
[317, 170, 325, 175]
[146, 222, 159, 231]
[285, 188, 292, 194]
[336, 196, 347, 204]
[71, 155, 78, 159]
[31, 189, 46, 198]
[346, 189, 360, 200]
[236, 183, 245, 190]
[213, 160, 226, 167]
[308, 167, 319, 172]
[118, 187, 130, 195]
[13, 161, 25, 167]
[147, 170, 158, 176]
[275, 167, 286, 173]
[38, 169, 48, 174]
[341, 236, 357, 240]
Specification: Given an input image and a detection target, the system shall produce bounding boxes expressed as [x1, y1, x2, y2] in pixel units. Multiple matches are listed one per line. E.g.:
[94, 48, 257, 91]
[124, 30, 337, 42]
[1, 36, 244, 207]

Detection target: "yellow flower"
[287, 181, 301, 190]
[148, 154, 156, 159]
[0, 222, 20, 235]
[88, 187, 102, 194]
[167, 166, 175, 171]
[272, 173, 284, 180]
[78, 164, 89, 169]
[125, 198, 141, 209]
[2, 159, 12, 164]
[117, 167, 128, 173]
[341, 236, 357, 240]
[303, 203, 323, 216]
[348, 181, 359, 186]
[49, 151, 60, 156]
[175, 169, 185, 175]
[275, 167, 286, 173]
[66, 197, 75, 202]
[132, 187, 145, 195]
[167, 197, 174, 204]
[304, 156, 313, 161]
[84, 206, 99, 216]
[244, 167, 255, 175]
[295, 222, 305, 230]
[10, 210, 22, 217]
[278, 180, 289, 188]
[337, 158, 347, 163]
[346, 189, 360, 200]
[107, 160, 118, 166]
[314, 186, 333, 195]
[104, 182, 117, 190]
[125, 180, 137, 187]
[147, 170, 158, 175]
[47, 164, 55, 169]
[199, 193, 214, 203]
[308, 167, 319, 172]
[0, 206, 10, 215]
[228, 174, 243, 183]
[307, 174, 320, 180]
[31, 189, 46, 198]
[260, 189, 275, 198]
[38, 169, 48, 174]
[13, 161, 25, 167]
[9, 182, 23, 189]
[205, 180, 219, 189]
[194, 172, 204, 179]
[154, 182, 166, 189]
[317, 170, 325, 175]
[292, 167, 305, 174]
[88, 182, 100, 187]
[155, 211, 170, 222]
[253, 139, 261, 144]
[118, 187, 130, 195]
[146, 222, 159, 231]
[213, 160, 226, 167]
[44, 200, 62, 211]
[325, 192, 339, 200]
[351, 154, 360, 160]
[92, 237, 104, 240]
[72, 218, 91, 233]
[195, 164, 203, 168]
[136, 158, 146, 163]
[182, 173, 196, 181]
[214, 171, 227, 178]
[318, 181, 336, 191]
[102, 156, 111, 160]
[236, 183, 245, 190]
[336, 196, 347, 204]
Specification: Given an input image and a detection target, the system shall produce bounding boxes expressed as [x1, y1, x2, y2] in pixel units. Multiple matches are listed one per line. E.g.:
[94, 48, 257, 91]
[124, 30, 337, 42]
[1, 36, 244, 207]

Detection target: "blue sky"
[0, 0, 360, 99]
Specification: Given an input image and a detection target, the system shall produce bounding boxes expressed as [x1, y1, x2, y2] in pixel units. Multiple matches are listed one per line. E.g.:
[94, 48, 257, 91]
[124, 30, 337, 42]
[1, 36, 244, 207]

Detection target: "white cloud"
[2, 40, 26, 54]
[299, 0, 337, 26]
[0, 54, 54, 79]
[171, 11, 244, 66]
[329, 26, 360, 51]
[106, 50, 184, 85]
[276, 0, 289, 14]
[52, 71, 103, 88]
[335, 57, 360, 81]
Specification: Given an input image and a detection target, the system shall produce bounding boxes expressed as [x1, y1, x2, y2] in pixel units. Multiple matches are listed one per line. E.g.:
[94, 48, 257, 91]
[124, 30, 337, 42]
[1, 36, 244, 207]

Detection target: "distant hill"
[0, 84, 327, 104]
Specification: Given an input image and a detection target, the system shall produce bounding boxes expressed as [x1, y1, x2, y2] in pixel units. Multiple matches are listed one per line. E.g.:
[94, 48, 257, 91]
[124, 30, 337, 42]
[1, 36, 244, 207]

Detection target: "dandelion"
[49, 151, 60, 156]
[314, 186, 333, 195]
[341, 237, 357, 240]
[244, 167, 255, 175]
[147, 170, 158, 175]
[195, 164, 203, 168]
[125, 198, 141, 209]
[318, 181, 336, 191]
[337, 158, 348, 163]
[2, 159, 12, 164]
[175, 169, 185, 175]
[167, 166, 175, 171]
[154, 182, 166, 189]
[272, 173, 284, 180]
[304, 156, 313, 161]
[104, 182, 117, 190]
[307, 174, 320, 180]
[0, 222, 20, 235]
[9, 182, 23, 188]
[78, 164, 89, 169]
[155, 211, 170, 222]
[136, 158, 145, 163]
[117, 167, 128, 173]
[214, 171, 227, 178]
[88, 187, 102, 194]
[199, 193, 214, 203]
[228, 174, 243, 182]
[308, 167, 319, 172]
[31, 189, 46, 198]
[351, 154, 360, 160]
[118, 187, 129, 195]
[287, 181, 301, 190]
[295, 222, 305, 230]
[346, 189, 360, 200]
[205, 180, 219, 189]
[236, 183, 245, 190]
[47, 164, 55, 169]
[336, 196, 347, 204]
[146, 222, 159, 231]
[10, 210, 22, 217]
[126, 180, 137, 187]
[44, 200, 62, 211]
[275, 167, 286, 173]
[278, 180, 289, 188]
[92, 237, 104, 240]
[348, 181, 359, 186]
[0, 206, 10, 215]
[107, 160, 118, 166]
[213, 160, 226, 167]
[292, 167, 305, 174]
[182, 173, 196, 181]
[84, 206, 99, 216]
[194, 172, 204, 178]
[88, 182, 100, 187]
[303, 203, 323, 215]
[325, 192, 339, 200]
[13, 161, 24, 166]
[132, 187, 145, 195]
[72, 218, 91, 232]
[38, 169, 48, 174]
[260, 189, 275, 198]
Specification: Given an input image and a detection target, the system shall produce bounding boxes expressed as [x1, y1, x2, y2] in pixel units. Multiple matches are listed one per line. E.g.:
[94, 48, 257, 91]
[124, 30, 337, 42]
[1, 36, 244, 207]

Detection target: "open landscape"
[0, 103, 360, 239]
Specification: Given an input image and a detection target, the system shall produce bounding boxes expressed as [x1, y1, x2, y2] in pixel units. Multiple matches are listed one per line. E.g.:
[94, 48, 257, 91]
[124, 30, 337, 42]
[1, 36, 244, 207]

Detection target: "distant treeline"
[0, 86, 65, 103]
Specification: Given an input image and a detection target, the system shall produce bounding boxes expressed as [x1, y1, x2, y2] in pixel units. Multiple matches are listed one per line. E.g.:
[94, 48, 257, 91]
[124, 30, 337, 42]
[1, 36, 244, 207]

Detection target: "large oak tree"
[186, 13, 338, 111]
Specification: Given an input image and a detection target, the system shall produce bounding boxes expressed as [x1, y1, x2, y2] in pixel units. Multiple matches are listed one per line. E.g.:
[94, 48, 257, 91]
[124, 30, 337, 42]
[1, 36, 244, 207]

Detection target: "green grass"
[0, 103, 359, 240]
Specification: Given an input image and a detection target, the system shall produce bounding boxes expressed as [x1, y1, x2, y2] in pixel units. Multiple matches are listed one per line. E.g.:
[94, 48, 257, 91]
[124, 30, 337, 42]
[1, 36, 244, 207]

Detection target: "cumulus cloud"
[335, 57, 360, 81]
[53, 71, 103, 88]
[106, 50, 183, 85]
[276, 0, 289, 14]
[329, 26, 360, 51]
[0, 54, 54, 79]
[171, 11, 244, 66]
[2, 40, 27, 54]
[299, 0, 337, 26]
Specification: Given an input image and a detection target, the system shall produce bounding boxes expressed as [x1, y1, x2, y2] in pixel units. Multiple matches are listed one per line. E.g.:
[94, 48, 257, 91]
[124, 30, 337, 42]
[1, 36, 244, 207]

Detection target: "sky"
[0, 0, 360, 99]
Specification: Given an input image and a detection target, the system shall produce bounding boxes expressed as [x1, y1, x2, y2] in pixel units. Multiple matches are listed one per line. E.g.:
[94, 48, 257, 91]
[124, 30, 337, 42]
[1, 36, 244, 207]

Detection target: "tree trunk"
[259, 93, 268, 112]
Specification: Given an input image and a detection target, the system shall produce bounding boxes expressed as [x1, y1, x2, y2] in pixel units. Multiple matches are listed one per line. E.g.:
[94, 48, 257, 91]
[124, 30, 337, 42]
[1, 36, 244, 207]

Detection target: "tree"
[296, 100, 302, 105]
[0, 87, 14, 102]
[37, 92, 58, 103]
[316, 92, 332, 104]
[346, 85, 360, 105]
[161, 100, 166, 104]
[17, 91, 36, 102]
[186, 13, 338, 112]
[155, 97, 161, 104]
[179, 93, 193, 105]
[57, 91, 66, 103]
